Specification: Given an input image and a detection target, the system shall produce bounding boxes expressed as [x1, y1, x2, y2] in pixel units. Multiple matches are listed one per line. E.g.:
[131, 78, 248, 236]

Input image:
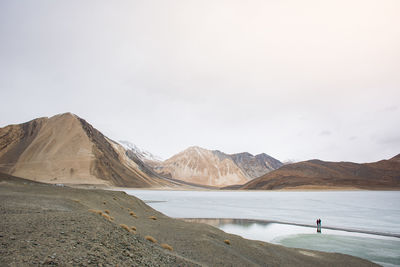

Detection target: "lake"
[124, 190, 400, 266]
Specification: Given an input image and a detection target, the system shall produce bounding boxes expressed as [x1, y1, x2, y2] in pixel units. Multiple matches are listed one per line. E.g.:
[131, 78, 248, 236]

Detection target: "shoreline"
[0, 172, 378, 266]
[111, 186, 400, 192]
[64, 183, 400, 192]
[181, 218, 400, 239]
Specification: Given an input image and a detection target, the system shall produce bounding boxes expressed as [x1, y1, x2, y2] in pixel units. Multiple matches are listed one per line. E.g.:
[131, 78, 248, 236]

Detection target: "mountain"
[153, 146, 283, 187]
[118, 141, 162, 165]
[153, 146, 248, 187]
[241, 155, 400, 190]
[228, 152, 283, 178]
[0, 113, 180, 188]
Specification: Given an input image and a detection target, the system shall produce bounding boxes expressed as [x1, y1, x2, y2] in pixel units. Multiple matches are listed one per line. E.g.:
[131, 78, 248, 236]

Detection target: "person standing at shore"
[316, 219, 321, 233]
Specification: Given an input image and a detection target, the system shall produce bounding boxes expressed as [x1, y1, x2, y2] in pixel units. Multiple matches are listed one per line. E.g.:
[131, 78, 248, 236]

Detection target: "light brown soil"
[0, 173, 378, 267]
[0, 113, 183, 188]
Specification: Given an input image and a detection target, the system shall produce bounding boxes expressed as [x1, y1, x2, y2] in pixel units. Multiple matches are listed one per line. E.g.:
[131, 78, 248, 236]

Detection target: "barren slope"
[0, 172, 377, 267]
[154, 147, 282, 187]
[241, 154, 400, 190]
[226, 152, 283, 178]
[0, 113, 178, 187]
[154, 146, 249, 187]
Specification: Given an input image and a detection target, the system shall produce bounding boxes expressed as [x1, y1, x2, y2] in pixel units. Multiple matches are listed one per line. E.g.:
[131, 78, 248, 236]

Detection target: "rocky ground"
[0, 173, 378, 266]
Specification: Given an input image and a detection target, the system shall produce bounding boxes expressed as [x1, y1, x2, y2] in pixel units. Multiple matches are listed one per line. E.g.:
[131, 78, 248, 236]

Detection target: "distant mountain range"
[0, 113, 281, 188]
[150, 146, 283, 187]
[241, 155, 400, 190]
[1, 112, 398, 190]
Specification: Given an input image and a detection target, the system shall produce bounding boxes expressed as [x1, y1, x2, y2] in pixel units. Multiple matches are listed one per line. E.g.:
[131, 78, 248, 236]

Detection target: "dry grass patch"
[145, 235, 157, 243]
[161, 243, 173, 251]
[88, 209, 103, 215]
[224, 239, 231, 245]
[101, 213, 112, 221]
[120, 224, 132, 232]
[148, 216, 157, 220]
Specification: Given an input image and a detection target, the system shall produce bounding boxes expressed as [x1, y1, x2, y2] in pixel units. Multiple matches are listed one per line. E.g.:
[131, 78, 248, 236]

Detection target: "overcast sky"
[1, 0, 399, 163]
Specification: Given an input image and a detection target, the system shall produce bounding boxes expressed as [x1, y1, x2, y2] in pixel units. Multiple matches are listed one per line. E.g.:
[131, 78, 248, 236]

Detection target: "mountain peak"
[118, 141, 162, 162]
[185, 146, 207, 152]
[0, 113, 176, 188]
[50, 112, 78, 119]
[155, 147, 248, 187]
[232, 152, 254, 157]
[152, 146, 282, 187]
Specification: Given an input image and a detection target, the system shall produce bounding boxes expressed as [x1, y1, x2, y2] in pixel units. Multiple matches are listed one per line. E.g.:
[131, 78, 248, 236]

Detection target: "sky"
[0, 0, 399, 163]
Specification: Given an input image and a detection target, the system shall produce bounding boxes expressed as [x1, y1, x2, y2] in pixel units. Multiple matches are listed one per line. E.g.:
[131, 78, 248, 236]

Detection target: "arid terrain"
[1, 113, 399, 191]
[152, 146, 282, 187]
[0, 113, 283, 189]
[0, 113, 185, 188]
[0, 172, 377, 266]
[241, 154, 400, 190]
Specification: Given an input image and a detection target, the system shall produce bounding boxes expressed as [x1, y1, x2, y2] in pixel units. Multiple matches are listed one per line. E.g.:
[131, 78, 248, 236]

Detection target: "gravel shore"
[0, 173, 378, 266]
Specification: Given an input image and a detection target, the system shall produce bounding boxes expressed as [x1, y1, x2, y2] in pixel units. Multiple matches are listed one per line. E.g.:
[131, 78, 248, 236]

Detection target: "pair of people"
[316, 218, 322, 233]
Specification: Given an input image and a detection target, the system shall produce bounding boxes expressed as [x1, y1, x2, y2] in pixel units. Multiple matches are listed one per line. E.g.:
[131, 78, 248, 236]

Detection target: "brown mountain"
[0, 113, 181, 188]
[241, 155, 400, 190]
[227, 152, 283, 178]
[153, 146, 282, 187]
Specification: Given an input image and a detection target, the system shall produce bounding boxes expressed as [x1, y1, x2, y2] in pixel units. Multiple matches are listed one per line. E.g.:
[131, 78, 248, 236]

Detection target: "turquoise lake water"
[124, 190, 400, 266]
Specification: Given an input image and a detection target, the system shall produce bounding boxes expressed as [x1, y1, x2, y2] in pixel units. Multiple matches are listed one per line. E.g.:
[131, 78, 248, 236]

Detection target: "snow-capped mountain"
[118, 141, 163, 163]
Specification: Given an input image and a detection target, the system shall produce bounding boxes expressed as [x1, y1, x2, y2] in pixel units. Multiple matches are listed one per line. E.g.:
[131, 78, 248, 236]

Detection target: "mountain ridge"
[241, 154, 400, 190]
[0, 113, 179, 188]
[151, 146, 283, 187]
[118, 140, 163, 163]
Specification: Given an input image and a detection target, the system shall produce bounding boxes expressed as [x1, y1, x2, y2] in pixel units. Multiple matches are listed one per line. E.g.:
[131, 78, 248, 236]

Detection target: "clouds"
[319, 131, 332, 137]
[0, 0, 399, 163]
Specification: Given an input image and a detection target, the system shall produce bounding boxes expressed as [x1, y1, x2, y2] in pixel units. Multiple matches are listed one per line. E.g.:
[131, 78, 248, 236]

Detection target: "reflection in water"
[183, 218, 318, 242]
[182, 218, 400, 267]
[127, 190, 400, 266]
[183, 218, 263, 228]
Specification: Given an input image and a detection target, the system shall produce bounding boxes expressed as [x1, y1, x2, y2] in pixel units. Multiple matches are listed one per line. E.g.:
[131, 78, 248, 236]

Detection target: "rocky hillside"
[153, 146, 282, 187]
[228, 152, 283, 178]
[241, 154, 400, 190]
[118, 140, 162, 164]
[0, 113, 180, 188]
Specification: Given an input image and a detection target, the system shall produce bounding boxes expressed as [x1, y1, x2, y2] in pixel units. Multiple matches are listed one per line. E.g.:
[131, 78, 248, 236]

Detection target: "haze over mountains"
[0, 112, 399, 190]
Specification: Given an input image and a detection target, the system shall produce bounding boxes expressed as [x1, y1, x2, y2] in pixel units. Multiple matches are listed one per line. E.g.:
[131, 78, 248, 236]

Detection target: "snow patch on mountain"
[118, 141, 163, 162]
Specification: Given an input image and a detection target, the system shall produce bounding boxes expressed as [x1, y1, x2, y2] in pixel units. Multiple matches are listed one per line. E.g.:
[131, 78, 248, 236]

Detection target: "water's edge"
[181, 217, 400, 238]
